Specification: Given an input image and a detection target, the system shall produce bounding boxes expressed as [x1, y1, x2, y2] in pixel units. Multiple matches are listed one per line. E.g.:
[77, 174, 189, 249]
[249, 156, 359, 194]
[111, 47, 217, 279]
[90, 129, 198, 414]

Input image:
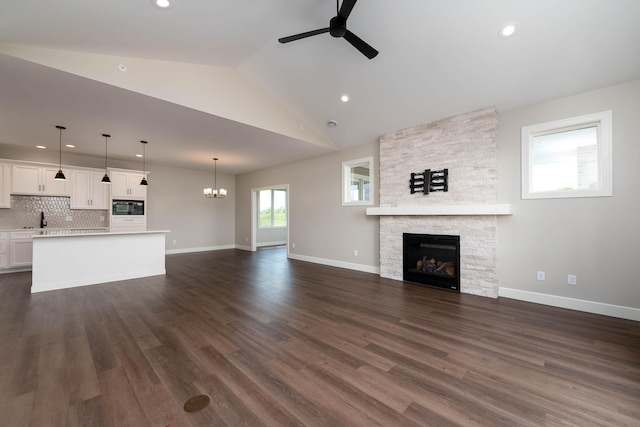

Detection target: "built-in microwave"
[112, 199, 145, 216]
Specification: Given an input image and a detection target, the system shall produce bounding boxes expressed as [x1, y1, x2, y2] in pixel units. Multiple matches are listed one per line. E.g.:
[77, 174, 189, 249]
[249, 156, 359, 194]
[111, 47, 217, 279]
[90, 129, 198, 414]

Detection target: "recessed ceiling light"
[118, 64, 127, 72]
[65, 144, 75, 148]
[341, 94, 349, 103]
[136, 154, 143, 158]
[152, 0, 174, 9]
[498, 22, 520, 39]
[327, 119, 338, 127]
[36, 145, 46, 149]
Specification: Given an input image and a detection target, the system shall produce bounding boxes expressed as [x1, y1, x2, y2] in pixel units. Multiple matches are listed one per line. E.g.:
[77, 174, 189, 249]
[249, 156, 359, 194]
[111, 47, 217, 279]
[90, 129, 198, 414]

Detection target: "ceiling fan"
[278, 0, 379, 59]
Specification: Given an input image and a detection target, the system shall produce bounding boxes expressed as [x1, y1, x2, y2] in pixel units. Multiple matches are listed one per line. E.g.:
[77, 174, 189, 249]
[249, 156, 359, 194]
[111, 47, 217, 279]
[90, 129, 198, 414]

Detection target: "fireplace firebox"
[403, 233, 460, 291]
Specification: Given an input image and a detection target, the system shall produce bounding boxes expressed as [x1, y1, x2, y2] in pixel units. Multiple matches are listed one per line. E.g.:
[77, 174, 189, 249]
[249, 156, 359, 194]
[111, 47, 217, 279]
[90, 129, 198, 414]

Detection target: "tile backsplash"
[0, 195, 108, 229]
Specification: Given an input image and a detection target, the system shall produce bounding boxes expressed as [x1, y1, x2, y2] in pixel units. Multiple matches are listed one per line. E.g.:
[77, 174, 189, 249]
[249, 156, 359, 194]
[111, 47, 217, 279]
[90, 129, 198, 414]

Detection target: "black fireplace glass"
[403, 233, 460, 291]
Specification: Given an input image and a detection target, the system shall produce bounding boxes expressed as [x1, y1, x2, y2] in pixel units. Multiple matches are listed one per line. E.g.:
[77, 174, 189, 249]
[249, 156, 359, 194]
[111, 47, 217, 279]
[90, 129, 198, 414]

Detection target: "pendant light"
[101, 134, 111, 183]
[203, 157, 227, 198]
[54, 125, 66, 180]
[140, 140, 148, 185]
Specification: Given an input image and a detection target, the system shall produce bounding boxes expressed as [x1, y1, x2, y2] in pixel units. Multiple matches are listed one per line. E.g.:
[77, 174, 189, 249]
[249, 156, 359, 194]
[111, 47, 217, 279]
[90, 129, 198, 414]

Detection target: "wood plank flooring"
[0, 247, 639, 426]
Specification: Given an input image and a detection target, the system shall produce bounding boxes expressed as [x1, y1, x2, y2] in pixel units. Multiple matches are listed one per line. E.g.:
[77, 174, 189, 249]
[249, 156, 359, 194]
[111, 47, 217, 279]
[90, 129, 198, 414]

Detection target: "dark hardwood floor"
[0, 248, 639, 426]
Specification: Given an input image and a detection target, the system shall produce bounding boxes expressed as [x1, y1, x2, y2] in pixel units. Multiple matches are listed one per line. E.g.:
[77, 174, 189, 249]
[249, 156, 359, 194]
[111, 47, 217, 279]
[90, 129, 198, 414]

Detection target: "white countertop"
[1, 227, 108, 232]
[32, 229, 170, 238]
[0, 227, 109, 231]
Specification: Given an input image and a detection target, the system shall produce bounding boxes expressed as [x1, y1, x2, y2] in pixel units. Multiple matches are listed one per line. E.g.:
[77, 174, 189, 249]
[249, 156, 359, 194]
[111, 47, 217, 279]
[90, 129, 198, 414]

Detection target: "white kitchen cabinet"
[71, 169, 109, 210]
[0, 163, 10, 208]
[110, 170, 147, 199]
[0, 232, 8, 268]
[110, 216, 146, 232]
[9, 231, 36, 267]
[12, 164, 69, 196]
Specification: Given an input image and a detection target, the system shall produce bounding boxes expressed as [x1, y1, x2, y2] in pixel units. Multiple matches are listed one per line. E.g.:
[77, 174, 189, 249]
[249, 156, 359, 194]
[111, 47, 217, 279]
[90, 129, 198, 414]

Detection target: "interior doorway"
[250, 184, 289, 255]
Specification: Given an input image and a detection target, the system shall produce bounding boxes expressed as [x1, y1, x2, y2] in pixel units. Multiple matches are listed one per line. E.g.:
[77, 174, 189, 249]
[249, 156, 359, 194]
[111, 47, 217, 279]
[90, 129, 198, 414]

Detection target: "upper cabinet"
[70, 169, 109, 210]
[0, 163, 10, 208]
[11, 164, 69, 196]
[110, 170, 147, 199]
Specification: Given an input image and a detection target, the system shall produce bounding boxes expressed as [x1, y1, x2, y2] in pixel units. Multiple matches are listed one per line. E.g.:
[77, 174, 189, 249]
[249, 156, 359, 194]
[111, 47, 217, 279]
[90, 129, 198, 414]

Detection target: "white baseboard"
[165, 244, 236, 255]
[287, 253, 380, 275]
[0, 267, 31, 274]
[257, 240, 287, 248]
[235, 245, 252, 251]
[499, 287, 640, 322]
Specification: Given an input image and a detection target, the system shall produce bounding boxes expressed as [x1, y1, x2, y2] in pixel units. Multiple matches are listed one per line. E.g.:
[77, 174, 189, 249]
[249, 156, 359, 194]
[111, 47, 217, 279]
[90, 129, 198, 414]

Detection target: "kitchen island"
[32, 229, 169, 293]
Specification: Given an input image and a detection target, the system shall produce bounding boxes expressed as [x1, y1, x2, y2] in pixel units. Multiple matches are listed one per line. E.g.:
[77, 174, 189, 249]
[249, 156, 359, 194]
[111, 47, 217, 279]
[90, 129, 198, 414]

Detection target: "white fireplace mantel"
[366, 204, 512, 216]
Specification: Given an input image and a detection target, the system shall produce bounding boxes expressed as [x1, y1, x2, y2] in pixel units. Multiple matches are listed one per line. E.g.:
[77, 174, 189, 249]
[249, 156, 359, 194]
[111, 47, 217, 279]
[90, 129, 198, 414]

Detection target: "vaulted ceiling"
[1, 0, 639, 174]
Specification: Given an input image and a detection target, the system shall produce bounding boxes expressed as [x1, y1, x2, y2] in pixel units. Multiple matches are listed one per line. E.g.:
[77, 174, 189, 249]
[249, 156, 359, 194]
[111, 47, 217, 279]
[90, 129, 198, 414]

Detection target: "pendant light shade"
[204, 157, 227, 198]
[140, 140, 148, 186]
[54, 125, 66, 180]
[101, 134, 111, 183]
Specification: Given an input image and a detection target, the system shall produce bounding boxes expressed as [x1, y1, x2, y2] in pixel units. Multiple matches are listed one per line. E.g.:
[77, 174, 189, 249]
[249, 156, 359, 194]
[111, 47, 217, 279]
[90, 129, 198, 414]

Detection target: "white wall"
[257, 226, 287, 246]
[236, 142, 380, 272]
[146, 163, 235, 253]
[496, 80, 640, 316]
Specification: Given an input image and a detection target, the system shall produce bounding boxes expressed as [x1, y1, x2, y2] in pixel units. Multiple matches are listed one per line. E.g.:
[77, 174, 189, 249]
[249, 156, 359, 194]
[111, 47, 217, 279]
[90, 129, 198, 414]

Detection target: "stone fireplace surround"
[370, 107, 509, 298]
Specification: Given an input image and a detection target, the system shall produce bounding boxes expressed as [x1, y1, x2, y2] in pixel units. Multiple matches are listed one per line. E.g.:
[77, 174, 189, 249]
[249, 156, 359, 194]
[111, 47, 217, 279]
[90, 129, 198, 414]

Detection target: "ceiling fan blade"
[343, 30, 378, 59]
[278, 28, 330, 44]
[338, 0, 358, 20]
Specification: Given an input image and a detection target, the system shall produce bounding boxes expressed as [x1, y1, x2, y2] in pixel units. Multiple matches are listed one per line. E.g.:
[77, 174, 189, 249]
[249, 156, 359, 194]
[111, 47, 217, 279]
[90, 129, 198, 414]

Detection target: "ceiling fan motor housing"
[329, 16, 347, 38]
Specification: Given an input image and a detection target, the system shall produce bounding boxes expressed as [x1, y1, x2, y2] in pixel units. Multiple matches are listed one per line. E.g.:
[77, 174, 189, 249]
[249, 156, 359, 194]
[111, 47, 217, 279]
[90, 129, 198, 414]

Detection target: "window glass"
[259, 190, 272, 227]
[521, 111, 612, 199]
[273, 190, 287, 226]
[342, 157, 374, 206]
[531, 126, 598, 192]
[259, 189, 287, 227]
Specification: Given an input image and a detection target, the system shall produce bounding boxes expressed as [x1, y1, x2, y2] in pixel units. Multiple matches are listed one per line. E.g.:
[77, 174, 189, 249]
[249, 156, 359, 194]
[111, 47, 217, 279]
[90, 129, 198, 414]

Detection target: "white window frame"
[342, 156, 374, 206]
[521, 111, 612, 200]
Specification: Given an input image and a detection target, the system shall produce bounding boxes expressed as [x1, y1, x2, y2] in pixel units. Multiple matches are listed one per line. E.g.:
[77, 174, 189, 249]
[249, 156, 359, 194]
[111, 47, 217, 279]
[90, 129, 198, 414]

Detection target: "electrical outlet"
[536, 271, 545, 281]
[292, 242, 296, 249]
[65, 216, 73, 221]
[354, 249, 358, 256]
[568, 275, 577, 285]
[172, 239, 177, 245]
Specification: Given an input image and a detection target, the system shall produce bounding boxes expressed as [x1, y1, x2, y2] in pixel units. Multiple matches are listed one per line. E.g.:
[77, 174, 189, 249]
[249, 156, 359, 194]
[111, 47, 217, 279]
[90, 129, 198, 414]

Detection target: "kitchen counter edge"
[32, 229, 170, 238]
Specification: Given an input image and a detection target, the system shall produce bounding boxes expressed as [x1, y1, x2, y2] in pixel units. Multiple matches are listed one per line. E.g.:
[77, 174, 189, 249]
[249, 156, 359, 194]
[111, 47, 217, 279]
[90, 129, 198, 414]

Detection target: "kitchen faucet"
[40, 211, 47, 228]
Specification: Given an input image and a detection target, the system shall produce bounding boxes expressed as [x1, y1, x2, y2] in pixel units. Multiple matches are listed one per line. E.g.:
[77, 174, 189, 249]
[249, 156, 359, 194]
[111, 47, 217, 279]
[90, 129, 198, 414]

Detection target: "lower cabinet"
[110, 216, 146, 232]
[0, 232, 8, 268]
[9, 231, 35, 267]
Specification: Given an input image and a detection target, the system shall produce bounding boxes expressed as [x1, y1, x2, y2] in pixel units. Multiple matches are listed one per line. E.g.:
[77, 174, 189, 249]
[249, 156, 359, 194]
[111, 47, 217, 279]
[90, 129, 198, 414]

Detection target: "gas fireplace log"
[436, 261, 455, 276]
[416, 257, 455, 276]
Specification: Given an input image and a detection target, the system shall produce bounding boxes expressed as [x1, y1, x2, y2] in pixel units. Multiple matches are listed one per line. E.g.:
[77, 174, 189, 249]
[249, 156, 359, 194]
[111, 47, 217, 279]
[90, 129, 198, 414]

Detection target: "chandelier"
[203, 157, 227, 198]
